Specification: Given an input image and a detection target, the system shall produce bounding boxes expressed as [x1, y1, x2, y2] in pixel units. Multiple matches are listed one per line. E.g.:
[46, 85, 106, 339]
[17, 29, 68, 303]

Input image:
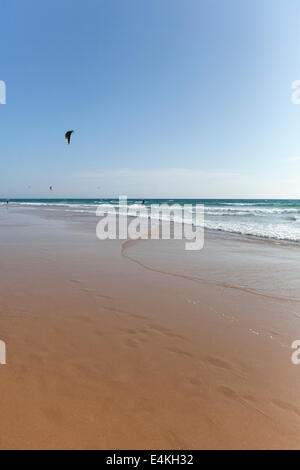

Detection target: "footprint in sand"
[217, 385, 238, 399]
[148, 324, 186, 340]
[271, 399, 300, 417]
[189, 377, 203, 386]
[164, 430, 187, 449]
[167, 347, 194, 358]
[124, 338, 140, 349]
[206, 356, 233, 370]
[102, 306, 146, 319]
[71, 281, 113, 301]
[95, 293, 113, 300]
[241, 393, 259, 404]
[121, 328, 137, 334]
[80, 288, 93, 293]
[128, 313, 149, 321]
[218, 385, 258, 403]
[139, 327, 153, 336]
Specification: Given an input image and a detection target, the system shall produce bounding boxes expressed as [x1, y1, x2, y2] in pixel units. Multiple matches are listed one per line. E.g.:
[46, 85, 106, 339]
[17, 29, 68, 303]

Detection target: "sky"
[1, 0, 300, 198]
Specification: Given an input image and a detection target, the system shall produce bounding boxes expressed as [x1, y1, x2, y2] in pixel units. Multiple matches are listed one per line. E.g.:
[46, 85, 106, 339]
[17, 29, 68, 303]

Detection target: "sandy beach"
[0, 204, 300, 449]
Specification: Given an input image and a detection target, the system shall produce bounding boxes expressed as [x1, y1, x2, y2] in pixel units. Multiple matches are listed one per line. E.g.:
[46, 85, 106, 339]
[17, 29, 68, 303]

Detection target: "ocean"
[2, 198, 300, 243]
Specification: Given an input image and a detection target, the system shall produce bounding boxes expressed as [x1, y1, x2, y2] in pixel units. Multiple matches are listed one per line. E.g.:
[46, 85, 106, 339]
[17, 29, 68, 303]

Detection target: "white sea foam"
[8, 199, 300, 243]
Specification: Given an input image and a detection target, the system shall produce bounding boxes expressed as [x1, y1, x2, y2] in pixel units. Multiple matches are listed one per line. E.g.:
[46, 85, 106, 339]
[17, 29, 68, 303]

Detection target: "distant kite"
[49, 186, 53, 191]
[65, 130, 74, 144]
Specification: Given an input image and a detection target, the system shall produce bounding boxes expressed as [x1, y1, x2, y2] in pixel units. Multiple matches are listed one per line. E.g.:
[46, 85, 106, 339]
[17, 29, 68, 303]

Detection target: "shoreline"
[0, 206, 300, 449]
[4, 200, 300, 246]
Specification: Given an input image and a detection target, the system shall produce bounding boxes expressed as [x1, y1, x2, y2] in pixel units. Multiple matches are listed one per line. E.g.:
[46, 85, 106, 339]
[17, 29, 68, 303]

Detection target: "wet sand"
[0, 205, 300, 449]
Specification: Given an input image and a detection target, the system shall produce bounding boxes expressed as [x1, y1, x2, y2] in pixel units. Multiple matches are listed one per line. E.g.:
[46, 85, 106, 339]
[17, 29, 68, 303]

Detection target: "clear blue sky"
[1, 0, 300, 198]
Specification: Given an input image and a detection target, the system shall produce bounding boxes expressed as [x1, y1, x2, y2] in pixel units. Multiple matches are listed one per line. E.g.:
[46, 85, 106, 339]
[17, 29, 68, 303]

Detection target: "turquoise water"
[2, 198, 300, 243]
